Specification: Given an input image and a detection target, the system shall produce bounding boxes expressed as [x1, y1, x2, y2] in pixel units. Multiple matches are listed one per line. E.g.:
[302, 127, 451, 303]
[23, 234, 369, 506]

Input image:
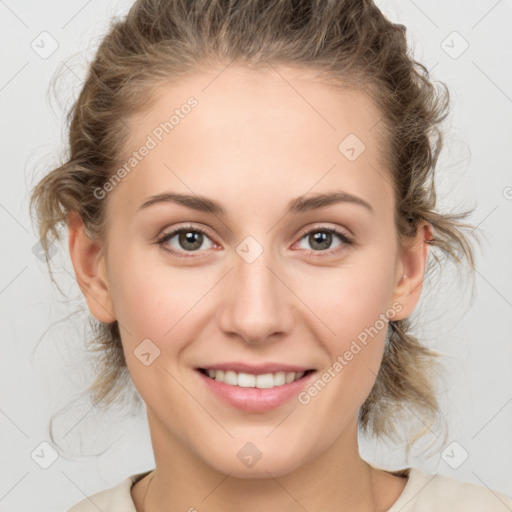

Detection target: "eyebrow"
[138, 190, 374, 216]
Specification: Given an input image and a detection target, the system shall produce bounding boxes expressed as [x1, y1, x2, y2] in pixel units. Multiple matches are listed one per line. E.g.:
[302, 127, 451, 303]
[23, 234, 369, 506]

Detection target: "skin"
[68, 64, 432, 511]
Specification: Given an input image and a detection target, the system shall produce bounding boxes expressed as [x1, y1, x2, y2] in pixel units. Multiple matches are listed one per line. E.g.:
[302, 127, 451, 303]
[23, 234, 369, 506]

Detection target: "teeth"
[204, 369, 307, 388]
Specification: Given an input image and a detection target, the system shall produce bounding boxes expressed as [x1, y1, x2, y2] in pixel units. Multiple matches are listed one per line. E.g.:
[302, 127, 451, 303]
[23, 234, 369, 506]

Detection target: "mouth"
[197, 368, 315, 389]
[195, 367, 317, 412]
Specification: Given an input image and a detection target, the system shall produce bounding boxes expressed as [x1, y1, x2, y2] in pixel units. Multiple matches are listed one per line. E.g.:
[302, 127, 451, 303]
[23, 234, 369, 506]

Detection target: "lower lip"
[196, 370, 316, 413]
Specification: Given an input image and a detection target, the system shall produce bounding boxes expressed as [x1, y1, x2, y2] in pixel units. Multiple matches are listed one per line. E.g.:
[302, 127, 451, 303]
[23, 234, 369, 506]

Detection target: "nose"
[216, 248, 294, 345]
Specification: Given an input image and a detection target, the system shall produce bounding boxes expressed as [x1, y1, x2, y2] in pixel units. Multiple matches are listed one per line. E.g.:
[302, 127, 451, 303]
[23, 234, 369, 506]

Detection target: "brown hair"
[29, 0, 477, 458]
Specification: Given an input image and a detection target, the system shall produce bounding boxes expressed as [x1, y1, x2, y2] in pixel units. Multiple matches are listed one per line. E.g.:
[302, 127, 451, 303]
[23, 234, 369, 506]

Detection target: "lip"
[197, 362, 314, 375]
[196, 368, 317, 412]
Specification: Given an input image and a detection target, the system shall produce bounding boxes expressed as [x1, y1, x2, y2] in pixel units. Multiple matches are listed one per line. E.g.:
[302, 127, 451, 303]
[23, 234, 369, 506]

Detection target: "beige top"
[67, 464, 512, 511]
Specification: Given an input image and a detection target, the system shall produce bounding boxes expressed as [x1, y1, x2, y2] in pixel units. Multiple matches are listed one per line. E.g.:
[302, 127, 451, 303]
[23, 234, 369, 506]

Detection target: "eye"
[155, 224, 353, 258]
[294, 225, 353, 256]
[156, 225, 216, 256]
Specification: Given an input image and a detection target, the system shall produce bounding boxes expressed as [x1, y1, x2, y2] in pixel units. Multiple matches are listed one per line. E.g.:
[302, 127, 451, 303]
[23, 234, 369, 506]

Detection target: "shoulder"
[67, 471, 151, 512]
[388, 466, 512, 512]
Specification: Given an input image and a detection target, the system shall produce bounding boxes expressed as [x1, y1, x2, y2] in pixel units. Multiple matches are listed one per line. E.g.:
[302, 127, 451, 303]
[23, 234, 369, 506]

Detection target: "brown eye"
[175, 230, 204, 251]
[308, 231, 333, 250]
[295, 226, 353, 254]
[156, 226, 215, 256]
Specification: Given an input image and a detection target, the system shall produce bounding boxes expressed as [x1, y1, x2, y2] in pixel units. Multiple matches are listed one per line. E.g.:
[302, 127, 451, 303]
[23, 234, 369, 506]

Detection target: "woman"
[29, 0, 512, 510]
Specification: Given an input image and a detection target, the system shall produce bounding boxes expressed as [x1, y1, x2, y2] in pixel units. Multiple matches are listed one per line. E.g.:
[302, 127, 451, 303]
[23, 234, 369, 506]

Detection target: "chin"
[200, 441, 308, 479]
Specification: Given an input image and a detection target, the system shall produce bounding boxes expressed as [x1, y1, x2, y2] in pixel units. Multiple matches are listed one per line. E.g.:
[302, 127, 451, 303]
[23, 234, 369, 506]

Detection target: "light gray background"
[1, 1, 511, 510]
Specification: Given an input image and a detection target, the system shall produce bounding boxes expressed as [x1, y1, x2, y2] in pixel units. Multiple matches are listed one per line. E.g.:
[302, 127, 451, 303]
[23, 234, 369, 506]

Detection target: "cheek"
[107, 259, 205, 400]
[108, 244, 206, 334]
[307, 255, 396, 344]
[106, 253, 188, 361]
[299, 252, 396, 399]
[107, 251, 228, 390]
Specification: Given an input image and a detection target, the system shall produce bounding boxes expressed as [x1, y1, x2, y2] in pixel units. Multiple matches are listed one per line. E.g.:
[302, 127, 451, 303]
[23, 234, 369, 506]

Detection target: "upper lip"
[197, 362, 315, 375]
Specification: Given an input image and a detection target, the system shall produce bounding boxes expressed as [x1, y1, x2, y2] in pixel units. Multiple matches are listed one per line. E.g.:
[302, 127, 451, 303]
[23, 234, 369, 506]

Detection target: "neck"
[137, 414, 386, 512]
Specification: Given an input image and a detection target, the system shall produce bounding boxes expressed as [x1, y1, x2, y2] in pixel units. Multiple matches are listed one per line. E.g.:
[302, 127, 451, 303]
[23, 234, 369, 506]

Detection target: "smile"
[196, 367, 317, 412]
[198, 368, 314, 388]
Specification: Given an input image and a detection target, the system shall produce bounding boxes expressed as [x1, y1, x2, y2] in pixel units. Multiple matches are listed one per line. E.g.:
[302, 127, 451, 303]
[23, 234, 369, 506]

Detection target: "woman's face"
[76, 65, 428, 477]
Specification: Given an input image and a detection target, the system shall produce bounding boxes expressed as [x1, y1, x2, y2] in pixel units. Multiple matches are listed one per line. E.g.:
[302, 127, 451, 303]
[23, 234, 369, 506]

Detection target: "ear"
[390, 220, 433, 320]
[67, 211, 116, 323]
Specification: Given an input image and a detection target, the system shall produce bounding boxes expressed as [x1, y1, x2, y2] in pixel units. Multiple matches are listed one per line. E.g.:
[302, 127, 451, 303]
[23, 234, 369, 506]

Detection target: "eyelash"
[155, 224, 354, 258]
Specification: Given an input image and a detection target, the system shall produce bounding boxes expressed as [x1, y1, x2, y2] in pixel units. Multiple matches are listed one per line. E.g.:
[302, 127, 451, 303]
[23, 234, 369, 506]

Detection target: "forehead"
[107, 65, 393, 219]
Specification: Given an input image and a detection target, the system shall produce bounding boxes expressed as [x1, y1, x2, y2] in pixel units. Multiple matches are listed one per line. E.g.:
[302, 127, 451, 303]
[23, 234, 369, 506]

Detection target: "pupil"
[311, 231, 331, 250]
[180, 231, 202, 251]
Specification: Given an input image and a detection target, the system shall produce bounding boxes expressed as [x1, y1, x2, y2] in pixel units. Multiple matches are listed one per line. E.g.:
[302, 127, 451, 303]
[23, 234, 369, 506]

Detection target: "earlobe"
[67, 211, 116, 323]
[391, 221, 433, 321]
